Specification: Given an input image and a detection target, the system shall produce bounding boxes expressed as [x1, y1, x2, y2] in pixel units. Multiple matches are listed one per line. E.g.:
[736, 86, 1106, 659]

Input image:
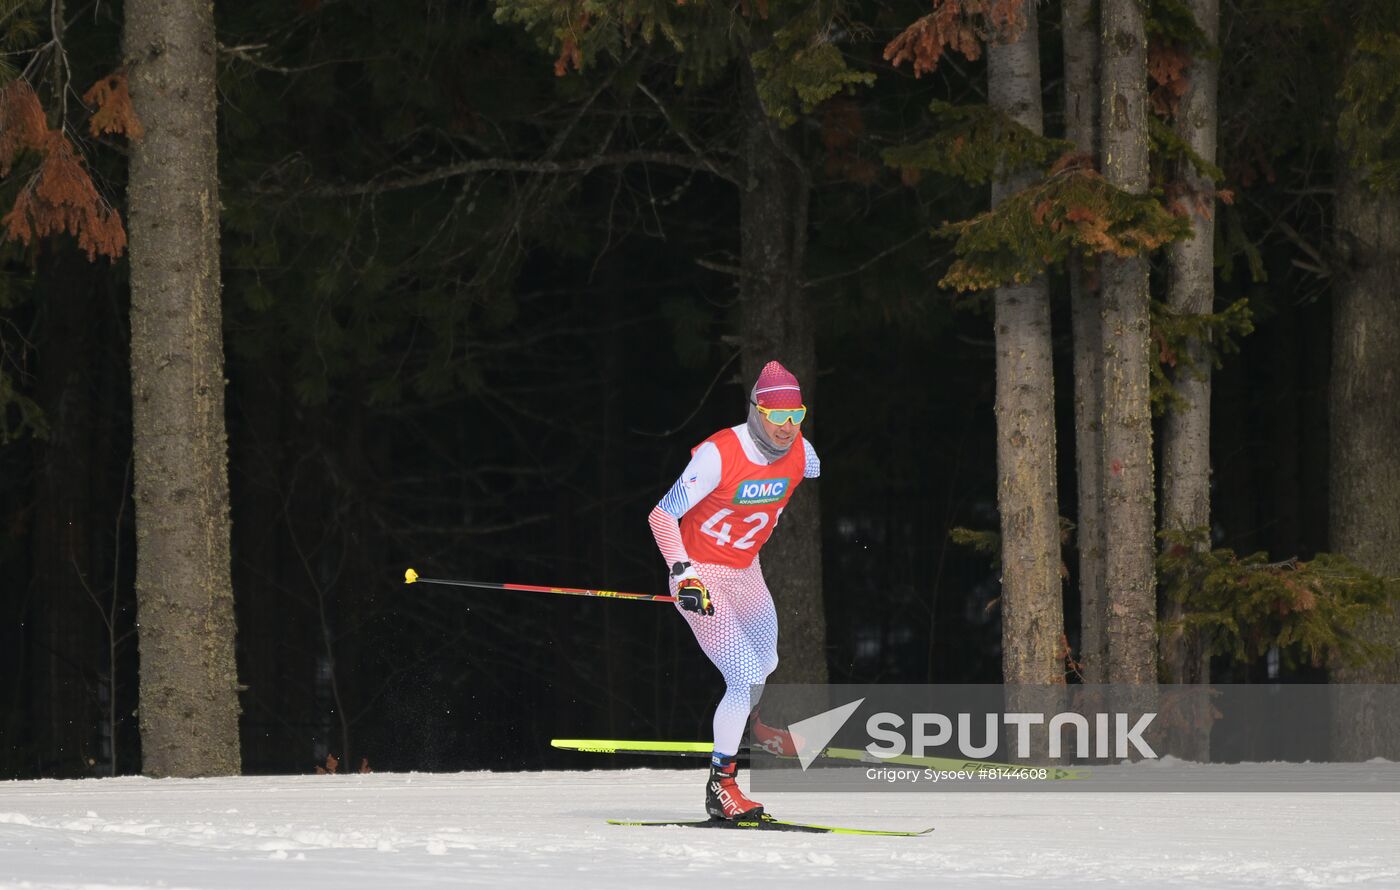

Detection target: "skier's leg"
[679, 561, 783, 819]
[722, 561, 779, 737]
[727, 559, 803, 756]
[678, 563, 770, 758]
[731, 558, 779, 681]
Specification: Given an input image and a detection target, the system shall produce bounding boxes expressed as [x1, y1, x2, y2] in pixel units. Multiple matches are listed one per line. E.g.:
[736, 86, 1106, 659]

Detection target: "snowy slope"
[1, 768, 1396, 889]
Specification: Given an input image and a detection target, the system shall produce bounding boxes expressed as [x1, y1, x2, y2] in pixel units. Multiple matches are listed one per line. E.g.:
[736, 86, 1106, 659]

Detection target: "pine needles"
[937, 153, 1191, 292]
[1159, 529, 1400, 671]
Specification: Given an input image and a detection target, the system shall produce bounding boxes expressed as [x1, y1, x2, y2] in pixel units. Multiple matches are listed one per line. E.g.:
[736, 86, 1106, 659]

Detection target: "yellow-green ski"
[552, 738, 1091, 780]
[607, 814, 933, 836]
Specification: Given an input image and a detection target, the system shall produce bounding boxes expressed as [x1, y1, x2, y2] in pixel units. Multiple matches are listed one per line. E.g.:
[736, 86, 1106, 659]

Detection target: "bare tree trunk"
[1098, 0, 1157, 686]
[1159, 0, 1218, 696]
[989, 1, 1065, 686]
[738, 63, 826, 687]
[124, 0, 242, 777]
[1063, 0, 1106, 682]
[1329, 158, 1400, 759]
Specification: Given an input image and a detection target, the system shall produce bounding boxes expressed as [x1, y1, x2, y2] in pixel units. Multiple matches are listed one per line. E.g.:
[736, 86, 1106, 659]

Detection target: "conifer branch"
[1158, 529, 1400, 669]
[634, 82, 736, 185]
[938, 153, 1191, 291]
[883, 100, 1071, 185]
[1149, 297, 1254, 414]
[217, 42, 386, 75]
[1271, 217, 1329, 277]
[49, 0, 68, 122]
[802, 230, 931, 288]
[548, 58, 622, 159]
[250, 151, 735, 197]
[630, 350, 742, 438]
[693, 257, 749, 278]
[884, 0, 1030, 77]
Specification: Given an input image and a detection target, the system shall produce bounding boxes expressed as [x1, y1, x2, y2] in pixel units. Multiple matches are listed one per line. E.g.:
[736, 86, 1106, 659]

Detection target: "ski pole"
[403, 568, 677, 604]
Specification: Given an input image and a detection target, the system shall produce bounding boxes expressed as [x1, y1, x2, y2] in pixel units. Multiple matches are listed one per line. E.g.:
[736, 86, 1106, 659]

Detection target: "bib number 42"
[699, 507, 782, 550]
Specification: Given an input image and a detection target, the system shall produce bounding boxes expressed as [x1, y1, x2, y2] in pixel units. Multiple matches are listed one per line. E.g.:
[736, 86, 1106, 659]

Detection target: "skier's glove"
[671, 561, 714, 616]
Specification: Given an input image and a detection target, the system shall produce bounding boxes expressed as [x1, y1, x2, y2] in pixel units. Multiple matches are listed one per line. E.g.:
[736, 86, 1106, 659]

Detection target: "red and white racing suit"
[648, 424, 820, 756]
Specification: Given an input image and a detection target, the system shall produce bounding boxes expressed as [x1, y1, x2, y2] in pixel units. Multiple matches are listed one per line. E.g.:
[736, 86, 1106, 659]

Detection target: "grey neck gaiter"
[747, 402, 792, 465]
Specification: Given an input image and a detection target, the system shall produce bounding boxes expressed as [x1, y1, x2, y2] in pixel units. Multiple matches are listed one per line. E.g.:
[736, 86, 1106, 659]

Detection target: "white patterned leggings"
[677, 558, 779, 757]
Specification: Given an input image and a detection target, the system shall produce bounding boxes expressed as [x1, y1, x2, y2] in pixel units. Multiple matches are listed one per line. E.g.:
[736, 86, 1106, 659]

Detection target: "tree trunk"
[989, 1, 1065, 686]
[1329, 158, 1400, 759]
[1158, 0, 1218, 696]
[124, 0, 242, 777]
[738, 63, 826, 687]
[1098, 0, 1157, 686]
[1063, 0, 1106, 682]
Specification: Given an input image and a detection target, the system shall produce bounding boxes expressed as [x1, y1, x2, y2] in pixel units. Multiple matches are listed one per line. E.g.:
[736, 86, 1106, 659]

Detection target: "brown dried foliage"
[553, 9, 591, 76]
[1229, 139, 1276, 190]
[0, 81, 126, 261]
[1044, 154, 1180, 256]
[0, 80, 46, 177]
[83, 72, 144, 141]
[884, 0, 1027, 78]
[1163, 179, 1235, 221]
[554, 37, 583, 76]
[736, 0, 769, 19]
[1276, 574, 1317, 615]
[315, 753, 373, 774]
[1058, 633, 1084, 681]
[1047, 151, 1088, 177]
[1148, 38, 1191, 118]
[1154, 327, 1178, 367]
[820, 99, 878, 184]
[1055, 203, 1116, 253]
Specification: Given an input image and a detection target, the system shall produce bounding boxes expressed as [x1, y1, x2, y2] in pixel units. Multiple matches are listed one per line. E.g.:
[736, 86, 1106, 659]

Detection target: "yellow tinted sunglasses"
[753, 402, 807, 426]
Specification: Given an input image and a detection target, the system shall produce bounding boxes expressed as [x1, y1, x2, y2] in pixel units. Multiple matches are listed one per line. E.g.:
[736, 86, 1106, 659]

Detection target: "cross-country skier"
[647, 360, 820, 820]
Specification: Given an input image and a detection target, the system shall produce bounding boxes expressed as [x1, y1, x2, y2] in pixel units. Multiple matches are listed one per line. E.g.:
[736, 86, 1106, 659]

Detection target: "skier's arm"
[802, 438, 821, 479]
[647, 507, 690, 567]
[648, 442, 722, 568]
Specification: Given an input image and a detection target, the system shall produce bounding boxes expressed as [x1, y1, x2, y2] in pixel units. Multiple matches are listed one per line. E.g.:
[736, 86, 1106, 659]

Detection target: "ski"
[553, 738, 1091, 781]
[607, 815, 933, 836]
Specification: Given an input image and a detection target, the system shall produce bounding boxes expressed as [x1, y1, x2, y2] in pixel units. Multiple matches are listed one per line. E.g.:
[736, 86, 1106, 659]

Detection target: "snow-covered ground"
[1, 768, 1396, 888]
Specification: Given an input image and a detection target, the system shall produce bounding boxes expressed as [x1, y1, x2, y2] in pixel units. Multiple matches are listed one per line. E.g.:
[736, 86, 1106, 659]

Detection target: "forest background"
[1, 0, 1397, 779]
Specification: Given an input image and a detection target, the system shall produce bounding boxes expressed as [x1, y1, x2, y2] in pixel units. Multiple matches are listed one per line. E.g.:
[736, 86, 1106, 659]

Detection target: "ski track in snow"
[0, 768, 1396, 888]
